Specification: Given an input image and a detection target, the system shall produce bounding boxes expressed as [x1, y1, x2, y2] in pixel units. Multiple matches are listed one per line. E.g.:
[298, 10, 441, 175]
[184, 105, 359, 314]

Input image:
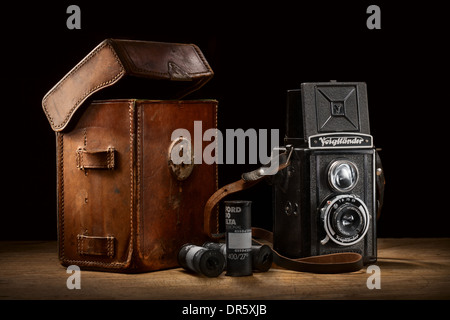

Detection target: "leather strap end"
[288, 253, 364, 274]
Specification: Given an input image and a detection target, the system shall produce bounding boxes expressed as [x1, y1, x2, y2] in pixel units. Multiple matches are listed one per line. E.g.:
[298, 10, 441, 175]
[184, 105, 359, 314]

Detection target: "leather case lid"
[42, 39, 214, 132]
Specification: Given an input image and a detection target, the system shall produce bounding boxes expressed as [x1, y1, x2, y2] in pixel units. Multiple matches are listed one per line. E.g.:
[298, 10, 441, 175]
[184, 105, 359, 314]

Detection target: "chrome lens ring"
[322, 194, 370, 246]
[328, 159, 359, 192]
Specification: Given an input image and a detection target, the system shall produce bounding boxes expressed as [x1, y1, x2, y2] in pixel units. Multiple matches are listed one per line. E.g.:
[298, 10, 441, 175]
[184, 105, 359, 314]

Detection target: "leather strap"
[251, 227, 363, 273]
[203, 149, 292, 238]
[204, 179, 261, 238]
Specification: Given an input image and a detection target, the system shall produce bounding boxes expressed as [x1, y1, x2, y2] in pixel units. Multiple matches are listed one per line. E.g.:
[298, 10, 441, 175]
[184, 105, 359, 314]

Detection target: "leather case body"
[43, 39, 218, 272]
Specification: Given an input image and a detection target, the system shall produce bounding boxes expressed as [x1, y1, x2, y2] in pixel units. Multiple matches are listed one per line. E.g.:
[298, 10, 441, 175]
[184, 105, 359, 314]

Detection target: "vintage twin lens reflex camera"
[273, 81, 379, 264]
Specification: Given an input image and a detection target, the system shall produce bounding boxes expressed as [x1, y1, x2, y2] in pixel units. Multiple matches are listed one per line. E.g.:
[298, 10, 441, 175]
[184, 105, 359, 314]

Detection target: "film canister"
[203, 242, 227, 256]
[224, 200, 253, 276]
[203, 242, 273, 272]
[177, 243, 225, 277]
[251, 244, 273, 272]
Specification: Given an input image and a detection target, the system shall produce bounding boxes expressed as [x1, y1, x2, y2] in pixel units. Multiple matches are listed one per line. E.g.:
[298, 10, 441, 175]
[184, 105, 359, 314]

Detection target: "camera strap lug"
[375, 150, 385, 220]
[241, 145, 293, 182]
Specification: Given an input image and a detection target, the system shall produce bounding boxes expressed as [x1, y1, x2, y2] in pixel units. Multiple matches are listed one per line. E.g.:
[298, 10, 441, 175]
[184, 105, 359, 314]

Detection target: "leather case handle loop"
[76, 147, 115, 170]
[77, 235, 115, 258]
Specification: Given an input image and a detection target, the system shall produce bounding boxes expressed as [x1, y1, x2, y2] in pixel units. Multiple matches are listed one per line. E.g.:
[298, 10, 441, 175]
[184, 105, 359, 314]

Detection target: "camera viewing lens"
[328, 160, 358, 192]
[322, 194, 370, 246]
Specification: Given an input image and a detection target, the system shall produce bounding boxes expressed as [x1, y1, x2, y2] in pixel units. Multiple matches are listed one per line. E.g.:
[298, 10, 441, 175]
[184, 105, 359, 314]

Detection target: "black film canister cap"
[196, 249, 226, 278]
[252, 245, 273, 272]
[178, 244, 225, 277]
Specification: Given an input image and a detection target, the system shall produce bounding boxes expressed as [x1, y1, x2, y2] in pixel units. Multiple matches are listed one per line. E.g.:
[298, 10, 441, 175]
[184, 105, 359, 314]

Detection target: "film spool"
[177, 244, 225, 277]
[224, 200, 252, 276]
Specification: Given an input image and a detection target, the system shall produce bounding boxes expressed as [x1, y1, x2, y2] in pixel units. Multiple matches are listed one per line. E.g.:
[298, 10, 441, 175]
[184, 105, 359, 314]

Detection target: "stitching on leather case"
[127, 101, 135, 266]
[214, 103, 219, 234]
[107, 236, 115, 257]
[136, 103, 142, 259]
[57, 133, 65, 261]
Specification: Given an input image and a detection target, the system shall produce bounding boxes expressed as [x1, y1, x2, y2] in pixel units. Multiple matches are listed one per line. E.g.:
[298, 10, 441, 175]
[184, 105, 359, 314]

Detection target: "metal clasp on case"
[168, 137, 195, 181]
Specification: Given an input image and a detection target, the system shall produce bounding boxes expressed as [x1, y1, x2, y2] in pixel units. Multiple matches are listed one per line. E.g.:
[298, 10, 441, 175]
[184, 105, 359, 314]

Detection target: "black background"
[2, 1, 448, 240]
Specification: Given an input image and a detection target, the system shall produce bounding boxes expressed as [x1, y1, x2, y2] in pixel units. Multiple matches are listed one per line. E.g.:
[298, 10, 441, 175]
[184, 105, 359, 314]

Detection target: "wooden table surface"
[1, 238, 449, 300]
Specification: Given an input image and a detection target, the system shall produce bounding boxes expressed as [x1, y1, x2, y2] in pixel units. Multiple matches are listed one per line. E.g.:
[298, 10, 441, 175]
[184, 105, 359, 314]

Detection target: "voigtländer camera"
[273, 81, 384, 264]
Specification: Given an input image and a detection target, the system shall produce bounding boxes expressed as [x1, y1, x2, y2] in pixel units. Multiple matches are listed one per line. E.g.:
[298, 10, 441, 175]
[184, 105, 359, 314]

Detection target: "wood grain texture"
[1, 238, 449, 300]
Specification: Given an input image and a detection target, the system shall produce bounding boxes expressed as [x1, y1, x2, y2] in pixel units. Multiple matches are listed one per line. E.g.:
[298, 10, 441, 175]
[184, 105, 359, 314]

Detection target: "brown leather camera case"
[42, 39, 218, 272]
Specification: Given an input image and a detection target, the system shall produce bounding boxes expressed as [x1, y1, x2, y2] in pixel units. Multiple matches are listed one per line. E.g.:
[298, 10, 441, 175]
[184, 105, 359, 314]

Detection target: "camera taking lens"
[321, 194, 369, 246]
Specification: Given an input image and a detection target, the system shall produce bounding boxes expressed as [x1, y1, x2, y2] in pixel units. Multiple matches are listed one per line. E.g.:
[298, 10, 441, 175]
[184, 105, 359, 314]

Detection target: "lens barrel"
[322, 194, 370, 246]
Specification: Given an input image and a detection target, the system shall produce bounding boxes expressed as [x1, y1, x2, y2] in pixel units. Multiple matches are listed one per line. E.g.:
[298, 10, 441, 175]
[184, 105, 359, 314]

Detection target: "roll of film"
[224, 200, 252, 276]
[177, 243, 225, 277]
